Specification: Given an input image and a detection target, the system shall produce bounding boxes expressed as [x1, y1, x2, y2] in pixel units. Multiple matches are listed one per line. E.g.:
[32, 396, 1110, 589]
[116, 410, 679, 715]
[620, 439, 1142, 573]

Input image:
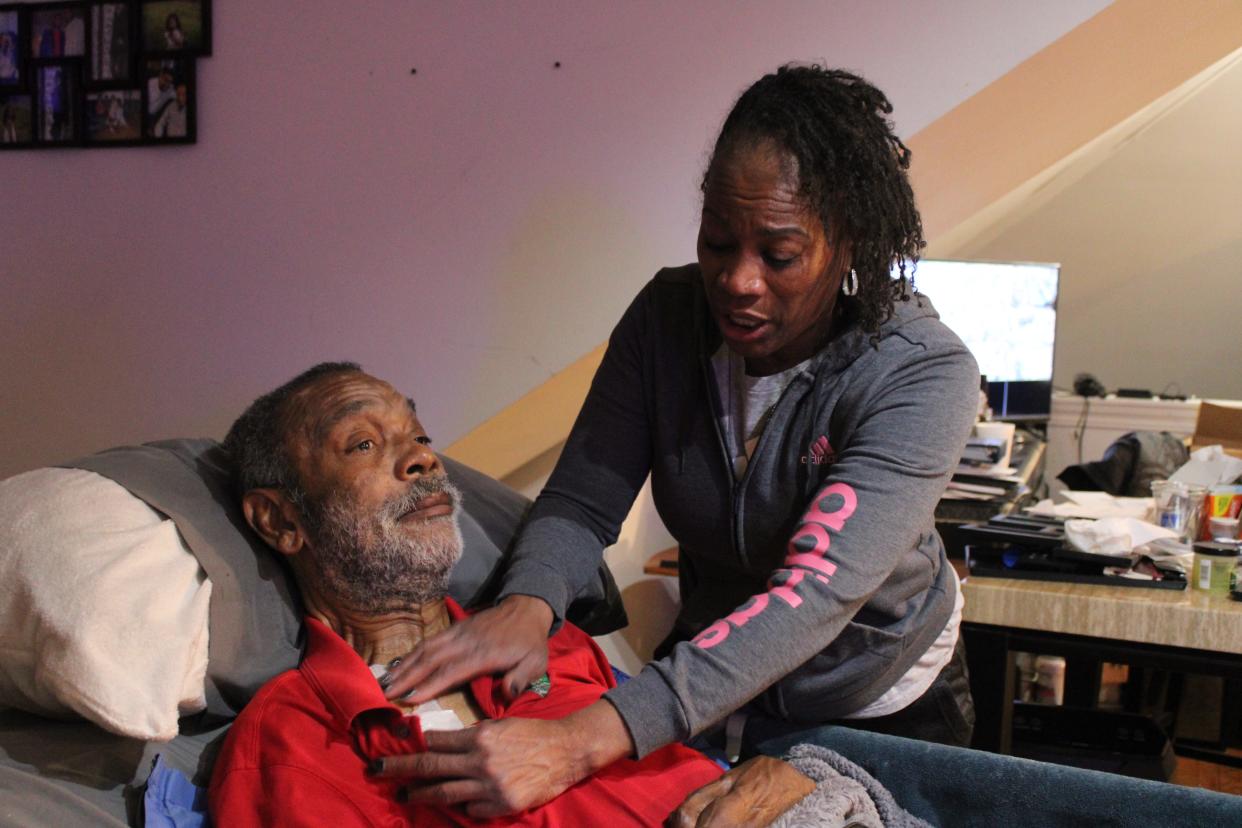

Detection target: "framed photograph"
[88, 1, 133, 85]
[143, 57, 191, 141]
[141, 0, 208, 56]
[30, 2, 86, 59]
[32, 59, 81, 144]
[2, 0, 206, 148]
[0, 92, 34, 146]
[0, 5, 27, 89]
[85, 87, 138, 143]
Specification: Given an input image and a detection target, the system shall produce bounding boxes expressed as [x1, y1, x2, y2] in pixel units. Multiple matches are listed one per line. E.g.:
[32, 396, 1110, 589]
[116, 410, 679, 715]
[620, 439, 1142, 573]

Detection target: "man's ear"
[241, 489, 307, 557]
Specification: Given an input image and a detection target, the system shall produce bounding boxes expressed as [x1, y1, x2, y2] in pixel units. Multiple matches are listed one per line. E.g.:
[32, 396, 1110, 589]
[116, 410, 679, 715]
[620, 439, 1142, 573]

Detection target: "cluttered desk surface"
[960, 573, 1242, 656]
[957, 410, 1242, 626]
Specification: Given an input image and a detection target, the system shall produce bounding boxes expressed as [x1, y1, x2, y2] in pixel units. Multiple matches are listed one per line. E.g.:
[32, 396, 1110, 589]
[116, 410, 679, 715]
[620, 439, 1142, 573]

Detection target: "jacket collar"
[298, 598, 501, 732]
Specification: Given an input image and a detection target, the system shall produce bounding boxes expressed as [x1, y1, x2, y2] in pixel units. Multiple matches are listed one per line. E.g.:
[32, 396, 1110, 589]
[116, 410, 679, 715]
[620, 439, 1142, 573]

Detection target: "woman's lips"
[717, 312, 771, 343]
[400, 492, 454, 522]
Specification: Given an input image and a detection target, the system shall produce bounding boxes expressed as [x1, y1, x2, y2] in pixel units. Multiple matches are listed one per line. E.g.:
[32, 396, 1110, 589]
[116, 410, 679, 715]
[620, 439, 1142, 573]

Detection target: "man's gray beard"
[300, 477, 464, 615]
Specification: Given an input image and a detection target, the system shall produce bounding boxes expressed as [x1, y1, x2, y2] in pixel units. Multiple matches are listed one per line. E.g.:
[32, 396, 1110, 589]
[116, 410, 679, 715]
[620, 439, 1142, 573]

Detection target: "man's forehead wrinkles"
[307, 398, 377, 446]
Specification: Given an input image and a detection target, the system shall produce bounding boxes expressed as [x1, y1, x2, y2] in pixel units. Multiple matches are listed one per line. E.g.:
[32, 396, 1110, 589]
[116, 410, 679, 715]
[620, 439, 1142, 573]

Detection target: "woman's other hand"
[666, 756, 816, 827]
[376, 702, 634, 818]
[383, 595, 553, 704]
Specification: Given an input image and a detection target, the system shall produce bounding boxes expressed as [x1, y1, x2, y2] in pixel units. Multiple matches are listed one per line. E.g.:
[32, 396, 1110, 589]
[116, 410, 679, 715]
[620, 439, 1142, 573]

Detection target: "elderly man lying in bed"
[209, 362, 825, 827]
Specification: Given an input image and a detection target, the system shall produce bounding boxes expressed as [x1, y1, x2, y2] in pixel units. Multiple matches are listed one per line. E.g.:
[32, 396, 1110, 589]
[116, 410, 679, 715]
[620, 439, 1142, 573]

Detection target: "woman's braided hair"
[704, 64, 924, 335]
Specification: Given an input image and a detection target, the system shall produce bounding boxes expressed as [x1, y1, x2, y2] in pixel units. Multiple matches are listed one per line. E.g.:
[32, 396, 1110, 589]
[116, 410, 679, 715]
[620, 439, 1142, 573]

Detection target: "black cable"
[1070, 373, 1104, 465]
[1158, 381, 1186, 400]
[1073, 396, 1090, 465]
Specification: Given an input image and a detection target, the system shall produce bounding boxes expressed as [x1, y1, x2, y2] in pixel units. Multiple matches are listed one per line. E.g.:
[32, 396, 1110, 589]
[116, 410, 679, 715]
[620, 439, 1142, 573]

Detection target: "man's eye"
[353, 439, 374, 452]
[416, 436, 432, 446]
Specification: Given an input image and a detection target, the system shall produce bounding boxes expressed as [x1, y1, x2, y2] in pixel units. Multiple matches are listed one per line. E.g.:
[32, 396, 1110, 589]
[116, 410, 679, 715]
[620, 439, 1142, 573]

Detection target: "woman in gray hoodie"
[382, 64, 981, 821]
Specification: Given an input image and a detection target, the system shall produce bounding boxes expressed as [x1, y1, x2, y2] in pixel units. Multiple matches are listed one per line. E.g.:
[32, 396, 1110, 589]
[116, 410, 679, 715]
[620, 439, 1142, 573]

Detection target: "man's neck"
[303, 590, 452, 667]
[306, 589, 483, 725]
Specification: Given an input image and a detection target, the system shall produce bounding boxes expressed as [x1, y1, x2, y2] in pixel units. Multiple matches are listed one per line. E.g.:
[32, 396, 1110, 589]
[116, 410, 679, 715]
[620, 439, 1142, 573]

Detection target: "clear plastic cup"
[1151, 480, 1208, 543]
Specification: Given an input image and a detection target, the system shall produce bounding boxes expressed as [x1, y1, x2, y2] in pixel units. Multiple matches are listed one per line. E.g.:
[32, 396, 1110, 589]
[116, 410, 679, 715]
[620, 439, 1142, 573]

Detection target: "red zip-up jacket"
[209, 601, 721, 826]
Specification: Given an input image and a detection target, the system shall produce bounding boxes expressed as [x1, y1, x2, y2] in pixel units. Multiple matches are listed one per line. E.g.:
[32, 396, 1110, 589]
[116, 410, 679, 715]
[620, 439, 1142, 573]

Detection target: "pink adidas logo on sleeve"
[692, 480, 858, 650]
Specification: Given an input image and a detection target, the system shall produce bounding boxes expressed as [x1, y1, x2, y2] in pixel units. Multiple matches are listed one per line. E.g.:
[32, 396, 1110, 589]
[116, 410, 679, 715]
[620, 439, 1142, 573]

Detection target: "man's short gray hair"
[223, 361, 362, 503]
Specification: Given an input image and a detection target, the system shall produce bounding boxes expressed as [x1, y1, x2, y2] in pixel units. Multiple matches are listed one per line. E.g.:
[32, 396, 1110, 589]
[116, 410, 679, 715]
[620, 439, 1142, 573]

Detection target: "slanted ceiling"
[939, 47, 1242, 398]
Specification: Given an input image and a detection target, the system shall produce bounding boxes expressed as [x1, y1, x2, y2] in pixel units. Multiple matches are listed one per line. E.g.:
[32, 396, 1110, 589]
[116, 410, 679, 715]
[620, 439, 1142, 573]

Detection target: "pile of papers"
[1027, 491, 1153, 521]
[943, 460, 1022, 501]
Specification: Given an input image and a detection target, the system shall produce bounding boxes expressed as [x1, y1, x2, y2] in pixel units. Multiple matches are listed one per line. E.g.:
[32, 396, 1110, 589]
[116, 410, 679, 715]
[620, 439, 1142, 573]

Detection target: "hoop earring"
[842, 269, 859, 297]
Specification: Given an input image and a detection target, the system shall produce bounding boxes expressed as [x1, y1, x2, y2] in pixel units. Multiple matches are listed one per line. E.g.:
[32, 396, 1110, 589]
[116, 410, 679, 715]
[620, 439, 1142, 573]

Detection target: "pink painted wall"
[0, 1, 1109, 477]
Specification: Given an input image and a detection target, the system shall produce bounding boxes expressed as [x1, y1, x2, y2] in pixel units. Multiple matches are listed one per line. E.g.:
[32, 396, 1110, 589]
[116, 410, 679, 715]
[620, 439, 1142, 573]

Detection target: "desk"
[961, 575, 1242, 760]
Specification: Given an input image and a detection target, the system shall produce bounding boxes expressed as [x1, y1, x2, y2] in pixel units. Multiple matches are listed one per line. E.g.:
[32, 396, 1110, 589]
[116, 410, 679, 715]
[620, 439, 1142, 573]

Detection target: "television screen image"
[902, 259, 1060, 419]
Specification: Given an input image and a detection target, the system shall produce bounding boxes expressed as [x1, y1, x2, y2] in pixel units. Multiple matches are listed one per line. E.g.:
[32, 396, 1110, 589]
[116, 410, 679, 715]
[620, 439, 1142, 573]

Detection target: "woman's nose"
[718, 254, 763, 298]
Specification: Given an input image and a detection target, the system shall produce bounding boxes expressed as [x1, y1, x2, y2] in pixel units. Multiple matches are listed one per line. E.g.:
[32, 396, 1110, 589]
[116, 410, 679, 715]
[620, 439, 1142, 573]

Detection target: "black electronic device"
[961, 438, 1006, 466]
[1073, 373, 1106, 398]
[987, 380, 1054, 421]
[964, 546, 1186, 589]
[961, 515, 1186, 590]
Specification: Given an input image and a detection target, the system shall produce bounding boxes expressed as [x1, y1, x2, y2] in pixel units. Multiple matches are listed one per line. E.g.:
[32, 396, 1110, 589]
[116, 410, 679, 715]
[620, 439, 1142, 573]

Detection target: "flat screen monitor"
[899, 259, 1060, 420]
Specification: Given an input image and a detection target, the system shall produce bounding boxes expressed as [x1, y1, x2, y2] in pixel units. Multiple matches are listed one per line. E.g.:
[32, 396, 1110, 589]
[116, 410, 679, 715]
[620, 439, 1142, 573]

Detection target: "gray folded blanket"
[775, 744, 932, 828]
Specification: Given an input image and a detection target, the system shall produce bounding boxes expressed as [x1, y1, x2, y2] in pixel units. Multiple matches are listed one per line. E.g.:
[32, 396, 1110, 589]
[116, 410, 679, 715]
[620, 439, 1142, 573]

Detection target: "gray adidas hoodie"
[499, 264, 979, 757]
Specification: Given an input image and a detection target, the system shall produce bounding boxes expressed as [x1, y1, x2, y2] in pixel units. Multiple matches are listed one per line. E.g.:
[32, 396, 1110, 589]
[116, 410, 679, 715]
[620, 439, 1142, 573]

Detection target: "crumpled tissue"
[1065, 517, 1178, 556]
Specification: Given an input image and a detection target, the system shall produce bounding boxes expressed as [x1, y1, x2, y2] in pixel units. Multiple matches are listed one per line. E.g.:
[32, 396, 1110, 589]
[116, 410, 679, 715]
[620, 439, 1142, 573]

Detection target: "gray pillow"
[61, 439, 625, 719]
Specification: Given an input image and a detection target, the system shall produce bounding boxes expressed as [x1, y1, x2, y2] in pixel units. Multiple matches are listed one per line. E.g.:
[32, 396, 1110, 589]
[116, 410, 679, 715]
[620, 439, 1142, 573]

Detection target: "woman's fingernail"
[388, 657, 403, 670]
[367, 758, 384, 775]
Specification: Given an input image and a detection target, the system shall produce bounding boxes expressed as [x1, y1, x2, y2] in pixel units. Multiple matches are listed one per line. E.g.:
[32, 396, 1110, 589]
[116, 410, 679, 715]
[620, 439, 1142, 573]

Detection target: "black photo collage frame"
[0, 0, 210, 149]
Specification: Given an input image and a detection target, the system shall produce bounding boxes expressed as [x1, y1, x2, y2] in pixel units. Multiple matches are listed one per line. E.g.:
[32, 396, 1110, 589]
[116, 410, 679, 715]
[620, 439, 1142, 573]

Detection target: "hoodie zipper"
[702, 349, 814, 569]
[734, 372, 810, 568]
[700, 353, 742, 562]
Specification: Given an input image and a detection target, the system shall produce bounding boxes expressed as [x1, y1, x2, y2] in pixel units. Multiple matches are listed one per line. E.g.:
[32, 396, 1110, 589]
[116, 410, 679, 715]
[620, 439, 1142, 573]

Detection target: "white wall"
[941, 49, 1242, 400]
[0, 1, 1111, 478]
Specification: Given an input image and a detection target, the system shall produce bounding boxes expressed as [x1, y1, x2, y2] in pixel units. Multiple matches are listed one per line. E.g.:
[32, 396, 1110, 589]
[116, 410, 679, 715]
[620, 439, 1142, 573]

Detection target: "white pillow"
[0, 467, 211, 741]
